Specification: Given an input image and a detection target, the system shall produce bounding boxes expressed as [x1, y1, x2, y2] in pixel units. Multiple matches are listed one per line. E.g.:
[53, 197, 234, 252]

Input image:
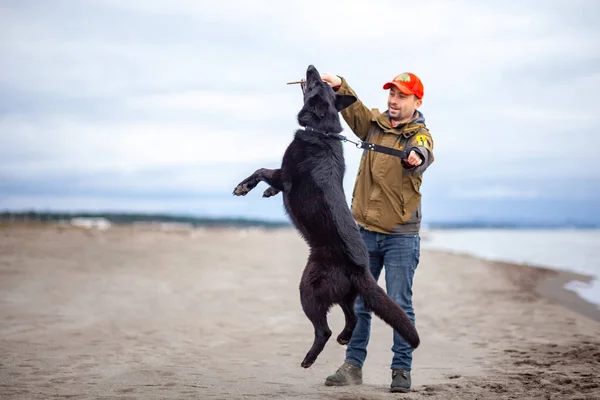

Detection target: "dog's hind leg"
[299, 283, 332, 368]
[336, 291, 358, 345]
[233, 168, 282, 196]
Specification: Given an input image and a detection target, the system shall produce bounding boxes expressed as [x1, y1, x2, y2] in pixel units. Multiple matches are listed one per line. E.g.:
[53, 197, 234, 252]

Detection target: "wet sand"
[1, 224, 599, 399]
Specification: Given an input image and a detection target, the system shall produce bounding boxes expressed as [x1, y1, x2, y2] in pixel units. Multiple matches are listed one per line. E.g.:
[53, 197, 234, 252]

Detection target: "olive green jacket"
[336, 77, 435, 234]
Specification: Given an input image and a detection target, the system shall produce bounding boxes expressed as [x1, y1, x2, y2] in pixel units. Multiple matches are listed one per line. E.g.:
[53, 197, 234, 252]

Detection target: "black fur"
[233, 65, 420, 368]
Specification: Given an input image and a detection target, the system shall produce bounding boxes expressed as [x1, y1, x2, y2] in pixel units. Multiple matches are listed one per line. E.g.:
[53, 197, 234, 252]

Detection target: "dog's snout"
[306, 64, 320, 78]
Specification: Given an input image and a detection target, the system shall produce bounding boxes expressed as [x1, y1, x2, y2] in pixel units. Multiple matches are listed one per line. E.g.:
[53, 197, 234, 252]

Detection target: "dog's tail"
[352, 273, 420, 349]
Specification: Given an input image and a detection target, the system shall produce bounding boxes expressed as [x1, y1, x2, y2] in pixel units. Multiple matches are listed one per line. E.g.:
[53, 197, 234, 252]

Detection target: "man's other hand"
[404, 150, 423, 167]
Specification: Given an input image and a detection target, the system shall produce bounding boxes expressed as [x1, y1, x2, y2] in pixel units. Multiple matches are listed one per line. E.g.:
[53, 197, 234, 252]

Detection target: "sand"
[1, 224, 599, 400]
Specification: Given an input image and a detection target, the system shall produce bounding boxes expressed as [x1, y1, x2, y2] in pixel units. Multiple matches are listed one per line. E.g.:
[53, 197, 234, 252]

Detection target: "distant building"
[70, 217, 111, 230]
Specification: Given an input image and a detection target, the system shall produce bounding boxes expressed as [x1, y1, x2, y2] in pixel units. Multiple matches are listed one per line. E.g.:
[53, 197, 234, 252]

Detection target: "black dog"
[233, 65, 420, 368]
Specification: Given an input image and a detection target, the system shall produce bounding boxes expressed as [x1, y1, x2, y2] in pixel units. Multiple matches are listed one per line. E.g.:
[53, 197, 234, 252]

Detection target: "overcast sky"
[1, 0, 599, 223]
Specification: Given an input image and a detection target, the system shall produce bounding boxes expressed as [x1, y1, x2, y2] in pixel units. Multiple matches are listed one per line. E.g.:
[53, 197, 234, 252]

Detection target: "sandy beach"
[1, 224, 599, 400]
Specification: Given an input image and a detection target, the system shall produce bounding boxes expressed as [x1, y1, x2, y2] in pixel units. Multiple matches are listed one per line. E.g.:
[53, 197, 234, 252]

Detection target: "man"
[320, 71, 435, 393]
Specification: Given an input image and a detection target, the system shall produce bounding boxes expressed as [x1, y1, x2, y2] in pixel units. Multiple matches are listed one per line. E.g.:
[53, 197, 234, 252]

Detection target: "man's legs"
[344, 227, 384, 368]
[381, 233, 420, 390]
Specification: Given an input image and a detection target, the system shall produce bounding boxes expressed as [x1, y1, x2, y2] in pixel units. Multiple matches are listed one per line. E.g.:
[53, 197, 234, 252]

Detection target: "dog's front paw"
[233, 176, 258, 196]
[262, 186, 280, 198]
[233, 182, 251, 196]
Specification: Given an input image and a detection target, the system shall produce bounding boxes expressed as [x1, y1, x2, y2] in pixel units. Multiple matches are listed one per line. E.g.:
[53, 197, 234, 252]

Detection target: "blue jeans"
[345, 227, 420, 371]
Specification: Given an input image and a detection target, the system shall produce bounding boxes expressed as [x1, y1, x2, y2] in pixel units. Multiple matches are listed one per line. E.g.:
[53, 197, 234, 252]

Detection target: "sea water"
[421, 229, 600, 308]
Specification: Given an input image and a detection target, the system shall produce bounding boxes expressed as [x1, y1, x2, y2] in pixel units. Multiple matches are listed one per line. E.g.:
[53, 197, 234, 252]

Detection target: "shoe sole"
[390, 386, 410, 393]
[324, 380, 362, 387]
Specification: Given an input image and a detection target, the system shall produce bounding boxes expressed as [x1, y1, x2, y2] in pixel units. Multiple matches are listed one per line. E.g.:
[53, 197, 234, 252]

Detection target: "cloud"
[1, 0, 599, 220]
[0, 115, 296, 175]
[449, 186, 540, 200]
[124, 89, 301, 123]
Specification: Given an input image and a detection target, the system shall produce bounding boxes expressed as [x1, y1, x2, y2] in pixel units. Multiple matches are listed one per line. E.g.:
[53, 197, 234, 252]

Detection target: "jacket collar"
[372, 109, 427, 137]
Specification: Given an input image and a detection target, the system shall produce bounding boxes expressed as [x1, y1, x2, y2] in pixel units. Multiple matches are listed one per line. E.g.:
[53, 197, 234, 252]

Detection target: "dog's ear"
[334, 94, 357, 112]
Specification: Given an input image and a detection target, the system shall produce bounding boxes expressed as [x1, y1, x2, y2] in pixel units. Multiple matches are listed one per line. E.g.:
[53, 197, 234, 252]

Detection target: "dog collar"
[302, 126, 329, 135]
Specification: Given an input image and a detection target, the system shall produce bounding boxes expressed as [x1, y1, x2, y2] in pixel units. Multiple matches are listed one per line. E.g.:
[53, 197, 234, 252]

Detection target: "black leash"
[303, 126, 409, 160]
[289, 81, 409, 159]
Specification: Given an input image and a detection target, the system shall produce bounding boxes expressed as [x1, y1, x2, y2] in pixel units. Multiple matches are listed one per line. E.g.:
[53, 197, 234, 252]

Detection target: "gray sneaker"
[390, 369, 411, 393]
[324, 362, 363, 386]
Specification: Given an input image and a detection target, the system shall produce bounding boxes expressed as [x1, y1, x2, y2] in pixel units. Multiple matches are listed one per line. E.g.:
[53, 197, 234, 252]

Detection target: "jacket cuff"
[335, 76, 352, 93]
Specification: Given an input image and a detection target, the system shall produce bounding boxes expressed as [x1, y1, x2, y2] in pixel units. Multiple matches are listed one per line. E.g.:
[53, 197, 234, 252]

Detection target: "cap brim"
[383, 81, 415, 96]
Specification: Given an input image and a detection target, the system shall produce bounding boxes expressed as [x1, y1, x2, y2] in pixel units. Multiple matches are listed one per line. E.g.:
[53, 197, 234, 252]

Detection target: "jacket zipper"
[399, 134, 405, 216]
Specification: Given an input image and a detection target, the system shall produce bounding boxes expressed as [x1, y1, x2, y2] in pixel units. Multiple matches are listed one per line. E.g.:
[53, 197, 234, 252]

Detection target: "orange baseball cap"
[383, 72, 424, 99]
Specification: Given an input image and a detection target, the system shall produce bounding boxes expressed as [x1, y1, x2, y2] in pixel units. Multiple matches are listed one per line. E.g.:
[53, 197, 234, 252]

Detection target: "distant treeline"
[425, 221, 599, 229]
[0, 211, 292, 228]
[1, 211, 597, 230]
